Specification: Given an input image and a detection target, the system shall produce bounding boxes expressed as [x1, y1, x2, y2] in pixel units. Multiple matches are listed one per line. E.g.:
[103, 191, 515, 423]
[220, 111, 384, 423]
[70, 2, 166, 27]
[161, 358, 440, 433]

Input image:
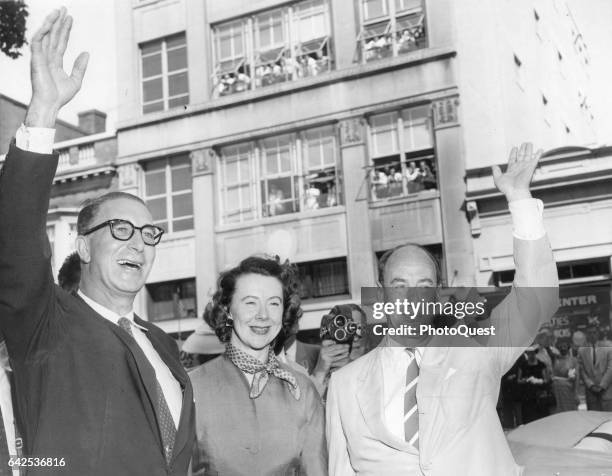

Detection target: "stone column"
[191, 148, 218, 317]
[117, 162, 147, 316]
[433, 96, 476, 286]
[338, 117, 377, 298]
[116, 162, 141, 196]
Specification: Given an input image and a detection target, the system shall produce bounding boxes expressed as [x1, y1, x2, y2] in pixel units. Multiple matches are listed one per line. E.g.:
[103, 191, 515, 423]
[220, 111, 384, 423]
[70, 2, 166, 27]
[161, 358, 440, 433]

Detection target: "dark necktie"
[404, 349, 419, 449]
[117, 317, 177, 465]
[0, 402, 11, 476]
[593, 344, 597, 366]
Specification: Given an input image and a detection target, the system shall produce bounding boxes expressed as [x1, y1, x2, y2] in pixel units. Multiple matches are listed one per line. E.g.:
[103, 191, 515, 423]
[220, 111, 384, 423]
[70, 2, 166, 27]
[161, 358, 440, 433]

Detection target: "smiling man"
[326, 143, 559, 476]
[0, 9, 194, 476]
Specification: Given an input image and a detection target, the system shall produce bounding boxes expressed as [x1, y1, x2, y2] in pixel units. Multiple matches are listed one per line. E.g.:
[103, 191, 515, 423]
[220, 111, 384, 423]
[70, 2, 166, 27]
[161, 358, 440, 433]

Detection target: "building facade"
[0, 94, 87, 155]
[108, 0, 603, 335]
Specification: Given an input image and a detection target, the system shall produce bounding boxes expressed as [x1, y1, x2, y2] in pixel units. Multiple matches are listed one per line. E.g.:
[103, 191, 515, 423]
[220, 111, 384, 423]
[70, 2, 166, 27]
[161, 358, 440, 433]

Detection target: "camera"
[320, 304, 363, 344]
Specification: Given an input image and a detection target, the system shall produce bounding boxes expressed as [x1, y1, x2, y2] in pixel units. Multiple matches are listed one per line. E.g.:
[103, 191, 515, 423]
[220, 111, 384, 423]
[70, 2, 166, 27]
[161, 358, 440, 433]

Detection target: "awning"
[298, 36, 329, 55]
[358, 20, 391, 41]
[396, 13, 425, 32]
[256, 46, 286, 65]
[216, 57, 245, 75]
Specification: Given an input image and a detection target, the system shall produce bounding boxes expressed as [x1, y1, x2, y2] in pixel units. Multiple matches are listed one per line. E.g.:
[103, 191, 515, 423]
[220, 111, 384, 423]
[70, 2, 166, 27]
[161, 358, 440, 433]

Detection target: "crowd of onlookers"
[264, 180, 338, 217]
[499, 323, 612, 428]
[370, 159, 437, 199]
[214, 49, 331, 97]
[362, 20, 425, 62]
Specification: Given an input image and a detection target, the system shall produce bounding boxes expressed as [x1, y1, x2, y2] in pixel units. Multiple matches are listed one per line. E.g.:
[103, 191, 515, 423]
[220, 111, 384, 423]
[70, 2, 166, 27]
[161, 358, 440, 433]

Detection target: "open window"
[211, 0, 333, 97]
[212, 20, 251, 96]
[356, 0, 426, 63]
[260, 136, 299, 217]
[217, 126, 342, 224]
[302, 126, 341, 210]
[368, 105, 436, 201]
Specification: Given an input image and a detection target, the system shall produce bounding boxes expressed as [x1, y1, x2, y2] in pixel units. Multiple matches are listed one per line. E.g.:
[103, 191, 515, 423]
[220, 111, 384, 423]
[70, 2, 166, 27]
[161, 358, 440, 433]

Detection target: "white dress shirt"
[380, 198, 546, 441]
[15, 124, 55, 154]
[78, 291, 183, 427]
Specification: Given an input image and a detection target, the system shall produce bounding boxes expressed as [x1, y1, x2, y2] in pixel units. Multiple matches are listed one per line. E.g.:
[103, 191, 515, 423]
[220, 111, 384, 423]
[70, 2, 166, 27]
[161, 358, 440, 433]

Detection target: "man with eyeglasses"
[0, 9, 194, 476]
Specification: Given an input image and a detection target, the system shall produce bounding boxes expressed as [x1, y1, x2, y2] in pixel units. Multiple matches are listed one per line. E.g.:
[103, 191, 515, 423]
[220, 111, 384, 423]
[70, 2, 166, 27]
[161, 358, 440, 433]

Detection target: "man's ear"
[75, 235, 91, 264]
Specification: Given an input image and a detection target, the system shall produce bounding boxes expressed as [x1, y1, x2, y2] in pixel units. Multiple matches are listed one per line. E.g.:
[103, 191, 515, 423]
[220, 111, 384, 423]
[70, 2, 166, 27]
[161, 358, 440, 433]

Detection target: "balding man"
[0, 9, 194, 475]
[326, 144, 559, 476]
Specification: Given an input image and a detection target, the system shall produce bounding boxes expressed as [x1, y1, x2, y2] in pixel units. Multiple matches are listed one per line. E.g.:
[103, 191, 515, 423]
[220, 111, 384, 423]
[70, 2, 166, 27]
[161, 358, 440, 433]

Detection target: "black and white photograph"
[0, 0, 612, 474]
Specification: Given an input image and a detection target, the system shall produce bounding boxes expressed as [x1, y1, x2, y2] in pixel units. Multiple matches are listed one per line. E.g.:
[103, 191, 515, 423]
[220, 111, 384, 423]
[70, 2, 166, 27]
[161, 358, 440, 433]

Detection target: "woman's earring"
[225, 309, 234, 328]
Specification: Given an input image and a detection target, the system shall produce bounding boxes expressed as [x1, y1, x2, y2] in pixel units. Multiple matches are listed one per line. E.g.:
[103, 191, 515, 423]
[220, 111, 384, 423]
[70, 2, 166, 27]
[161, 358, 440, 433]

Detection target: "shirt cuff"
[509, 198, 546, 240]
[15, 124, 56, 154]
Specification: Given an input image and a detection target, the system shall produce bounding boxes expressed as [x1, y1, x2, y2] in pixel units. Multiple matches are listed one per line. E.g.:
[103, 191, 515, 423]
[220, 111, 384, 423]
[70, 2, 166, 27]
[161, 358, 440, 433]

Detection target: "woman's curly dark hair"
[205, 255, 303, 343]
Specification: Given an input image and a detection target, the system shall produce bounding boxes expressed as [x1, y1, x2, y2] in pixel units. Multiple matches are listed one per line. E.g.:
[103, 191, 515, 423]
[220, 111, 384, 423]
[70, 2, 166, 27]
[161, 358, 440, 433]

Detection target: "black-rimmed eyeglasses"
[81, 219, 165, 246]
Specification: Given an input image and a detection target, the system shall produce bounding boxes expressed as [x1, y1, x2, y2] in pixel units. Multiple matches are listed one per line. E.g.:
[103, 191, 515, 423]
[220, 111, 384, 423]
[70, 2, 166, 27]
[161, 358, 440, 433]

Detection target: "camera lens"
[346, 322, 357, 334]
[334, 329, 347, 342]
[334, 315, 346, 327]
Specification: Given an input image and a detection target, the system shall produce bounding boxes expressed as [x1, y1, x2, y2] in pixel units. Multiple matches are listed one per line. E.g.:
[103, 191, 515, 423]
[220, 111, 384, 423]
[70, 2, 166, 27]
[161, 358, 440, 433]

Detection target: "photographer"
[312, 304, 368, 396]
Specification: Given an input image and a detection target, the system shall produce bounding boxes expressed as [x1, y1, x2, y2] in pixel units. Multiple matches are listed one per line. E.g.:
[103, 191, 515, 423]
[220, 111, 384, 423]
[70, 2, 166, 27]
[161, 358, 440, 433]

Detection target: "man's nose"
[127, 230, 146, 251]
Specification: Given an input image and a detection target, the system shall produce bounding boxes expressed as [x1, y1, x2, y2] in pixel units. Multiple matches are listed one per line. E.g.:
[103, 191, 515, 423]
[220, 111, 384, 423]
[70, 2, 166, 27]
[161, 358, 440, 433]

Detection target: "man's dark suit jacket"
[0, 145, 195, 475]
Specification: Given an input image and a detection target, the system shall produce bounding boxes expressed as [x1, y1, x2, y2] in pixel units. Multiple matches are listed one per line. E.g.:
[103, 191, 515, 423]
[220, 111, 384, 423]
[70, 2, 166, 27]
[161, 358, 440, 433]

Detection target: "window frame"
[367, 105, 436, 201]
[211, 0, 332, 97]
[218, 143, 258, 224]
[217, 126, 342, 225]
[143, 155, 194, 234]
[140, 33, 189, 114]
[357, 0, 426, 63]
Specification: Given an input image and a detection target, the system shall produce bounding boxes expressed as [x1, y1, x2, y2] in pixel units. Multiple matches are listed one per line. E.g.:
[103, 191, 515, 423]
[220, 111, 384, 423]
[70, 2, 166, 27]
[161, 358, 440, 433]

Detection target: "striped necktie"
[404, 349, 419, 449]
[118, 317, 177, 465]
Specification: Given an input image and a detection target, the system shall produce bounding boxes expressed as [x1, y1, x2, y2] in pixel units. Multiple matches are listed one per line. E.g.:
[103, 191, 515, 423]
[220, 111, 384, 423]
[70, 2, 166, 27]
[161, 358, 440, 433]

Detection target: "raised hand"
[25, 8, 89, 127]
[492, 143, 543, 202]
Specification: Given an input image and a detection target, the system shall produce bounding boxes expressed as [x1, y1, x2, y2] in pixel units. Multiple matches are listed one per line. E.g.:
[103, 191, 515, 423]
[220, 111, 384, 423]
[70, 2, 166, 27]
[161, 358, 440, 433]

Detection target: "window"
[146, 278, 197, 322]
[297, 257, 348, 299]
[496, 259, 610, 287]
[140, 33, 189, 114]
[357, 0, 425, 63]
[143, 155, 194, 233]
[212, 0, 332, 97]
[302, 126, 342, 210]
[219, 144, 257, 223]
[217, 125, 342, 224]
[260, 136, 299, 217]
[368, 105, 436, 200]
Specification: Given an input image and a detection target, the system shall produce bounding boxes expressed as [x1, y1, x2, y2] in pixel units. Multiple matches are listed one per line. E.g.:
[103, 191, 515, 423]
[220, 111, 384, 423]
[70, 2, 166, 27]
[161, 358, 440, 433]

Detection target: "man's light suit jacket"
[326, 236, 559, 476]
[578, 345, 612, 400]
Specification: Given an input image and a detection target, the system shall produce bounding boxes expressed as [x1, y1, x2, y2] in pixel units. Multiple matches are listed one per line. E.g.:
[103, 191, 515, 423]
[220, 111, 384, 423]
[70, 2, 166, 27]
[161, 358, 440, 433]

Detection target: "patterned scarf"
[225, 342, 301, 401]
